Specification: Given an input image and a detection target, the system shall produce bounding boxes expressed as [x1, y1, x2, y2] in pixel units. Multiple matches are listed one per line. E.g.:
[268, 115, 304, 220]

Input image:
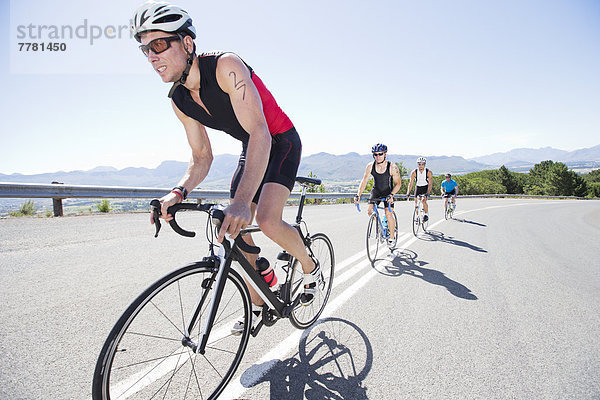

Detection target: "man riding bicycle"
[130, 1, 320, 333]
[406, 157, 433, 222]
[355, 143, 402, 246]
[441, 173, 459, 210]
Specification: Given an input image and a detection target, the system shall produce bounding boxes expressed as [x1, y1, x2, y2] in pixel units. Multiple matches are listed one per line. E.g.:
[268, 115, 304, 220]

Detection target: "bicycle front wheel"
[92, 262, 252, 400]
[289, 233, 335, 329]
[445, 201, 450, 220]
[366, 213, 380, 262]
[412, 208, 420, 236]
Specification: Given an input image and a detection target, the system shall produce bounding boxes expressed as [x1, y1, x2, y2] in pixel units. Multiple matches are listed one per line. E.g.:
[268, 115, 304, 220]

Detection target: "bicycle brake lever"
[211, 209, 261, 253]
[150, 199, 162, 238]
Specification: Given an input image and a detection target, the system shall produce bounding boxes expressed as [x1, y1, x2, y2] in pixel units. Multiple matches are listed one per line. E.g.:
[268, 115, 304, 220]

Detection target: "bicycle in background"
[411, 194, 429, 235]
[443, 193, 456, 220]
[92, 176, 335, 400]
[356, 197, 400, 262]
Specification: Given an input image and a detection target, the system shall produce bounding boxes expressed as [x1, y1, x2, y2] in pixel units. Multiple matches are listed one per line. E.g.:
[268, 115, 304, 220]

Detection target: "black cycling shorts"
[443, 189, 456, 198]
[370, 189, 394, 209]
[415, 185, 429, 197]
[230, 127, 302, 204]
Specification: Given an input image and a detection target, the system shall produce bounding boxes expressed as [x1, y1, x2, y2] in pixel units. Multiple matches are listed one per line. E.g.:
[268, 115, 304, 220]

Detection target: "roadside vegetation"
[4, 161, 598, 218]
[360, 161, 598, 198]
[8, 200, 37, 217]
[96, 199, 112, 213]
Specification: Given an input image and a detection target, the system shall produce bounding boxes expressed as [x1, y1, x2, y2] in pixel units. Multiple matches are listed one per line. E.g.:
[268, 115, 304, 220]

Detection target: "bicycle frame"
[356, 198, 392, 237]
[195, 184, 314, 354]
[414, 195, 426, 214]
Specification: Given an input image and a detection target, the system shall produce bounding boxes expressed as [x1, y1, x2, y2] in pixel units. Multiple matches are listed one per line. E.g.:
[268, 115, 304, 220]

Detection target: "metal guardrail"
[0, 182, 351, 216]
[1, 182, 596, 217]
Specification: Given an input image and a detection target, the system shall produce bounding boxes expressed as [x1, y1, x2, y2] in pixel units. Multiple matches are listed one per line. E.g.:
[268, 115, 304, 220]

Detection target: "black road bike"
[92, 177, 335, 400]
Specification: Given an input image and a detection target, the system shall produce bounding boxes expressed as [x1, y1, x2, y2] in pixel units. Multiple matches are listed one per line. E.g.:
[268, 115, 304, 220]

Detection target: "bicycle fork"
[180, 238, 233, 355]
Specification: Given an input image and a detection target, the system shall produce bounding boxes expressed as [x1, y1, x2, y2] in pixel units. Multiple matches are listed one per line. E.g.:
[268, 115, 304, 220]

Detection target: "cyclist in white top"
[406, 157, 433, 222]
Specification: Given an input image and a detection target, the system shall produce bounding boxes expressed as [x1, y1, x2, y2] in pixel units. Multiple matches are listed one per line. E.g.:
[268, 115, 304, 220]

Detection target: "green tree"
[364, 178, 374, 194]
[498, 165, 522, 194]
[306, 171, 326, 204]
[395, 162, 410, 195]
[587, 182, 600, 198]
[526, 160, 587, 196]
[582, 169, 600, 197]
[583, 169, 600, 183]
[457, 176, 505, 195]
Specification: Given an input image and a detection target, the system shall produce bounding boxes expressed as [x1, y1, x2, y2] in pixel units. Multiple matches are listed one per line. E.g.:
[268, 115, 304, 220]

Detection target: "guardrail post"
[51, 181, 64, 217]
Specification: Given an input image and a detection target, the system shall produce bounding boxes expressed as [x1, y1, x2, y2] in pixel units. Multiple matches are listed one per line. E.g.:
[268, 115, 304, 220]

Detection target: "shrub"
[9, 200, 37, 217]
[97, 199, 111, 213]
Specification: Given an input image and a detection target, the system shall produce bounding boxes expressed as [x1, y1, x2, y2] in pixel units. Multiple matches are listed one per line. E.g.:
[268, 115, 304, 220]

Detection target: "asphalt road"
[1, 198, 599, 399]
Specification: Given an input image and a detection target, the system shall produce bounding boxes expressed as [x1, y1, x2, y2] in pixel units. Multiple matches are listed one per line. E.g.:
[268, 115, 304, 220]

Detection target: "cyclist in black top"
[130, 2, 320, 332]
[355, 144, 402, 245]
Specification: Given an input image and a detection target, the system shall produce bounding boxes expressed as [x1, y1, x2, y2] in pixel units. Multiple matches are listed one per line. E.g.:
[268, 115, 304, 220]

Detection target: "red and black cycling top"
[171, 51, 294, 145]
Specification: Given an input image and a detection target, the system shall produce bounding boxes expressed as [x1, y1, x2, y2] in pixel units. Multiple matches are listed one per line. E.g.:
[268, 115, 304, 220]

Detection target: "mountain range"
[470, 145, 600, 167]
[1, 145, 598, 189]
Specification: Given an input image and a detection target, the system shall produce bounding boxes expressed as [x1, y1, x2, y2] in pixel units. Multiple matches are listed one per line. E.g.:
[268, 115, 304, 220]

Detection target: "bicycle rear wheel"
[289, 233, 335, 329]
[422, 207, 429, 232]
[366, 213, 380, 262]
[92, 262, 252, 400]
[412, 208, 420, 236]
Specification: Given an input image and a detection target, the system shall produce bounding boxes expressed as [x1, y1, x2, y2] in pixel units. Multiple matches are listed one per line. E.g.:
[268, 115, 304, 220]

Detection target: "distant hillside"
[469, 145, 600, 167]
[297, 152, 492, 182]
[0, 156, 238, 189]
[0, 153, 492, 188]
[2, 145, 598, 188]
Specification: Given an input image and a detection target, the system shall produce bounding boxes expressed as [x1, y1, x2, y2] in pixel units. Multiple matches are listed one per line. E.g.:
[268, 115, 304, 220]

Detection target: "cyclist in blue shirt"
[441, 173, 459, 211]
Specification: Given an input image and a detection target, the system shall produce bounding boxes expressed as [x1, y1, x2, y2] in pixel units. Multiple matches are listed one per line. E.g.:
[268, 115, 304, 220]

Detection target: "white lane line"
[226, 201, 557, 398]
[334, 249, 367, 273]
[93, 250, 372, 400]
[396, 232, 411, 243]
[223, 231, 427, 399]
[221, 264, 378, 399]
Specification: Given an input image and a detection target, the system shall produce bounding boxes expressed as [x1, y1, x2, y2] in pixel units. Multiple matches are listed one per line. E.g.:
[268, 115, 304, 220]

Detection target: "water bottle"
[256, 257, 278, 287]
[382, 214, 388, 237]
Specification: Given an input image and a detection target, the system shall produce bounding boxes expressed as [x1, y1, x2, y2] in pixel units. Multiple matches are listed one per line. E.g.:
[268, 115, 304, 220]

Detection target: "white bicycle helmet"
[130, 1, 196, 43]
[417, 156, 427, 165]
[131, 1, 197, 97]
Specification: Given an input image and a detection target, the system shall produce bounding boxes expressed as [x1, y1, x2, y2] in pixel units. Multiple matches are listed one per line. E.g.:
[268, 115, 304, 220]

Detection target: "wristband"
[172, 186, 188, 200]
[171, 190, 184, 202]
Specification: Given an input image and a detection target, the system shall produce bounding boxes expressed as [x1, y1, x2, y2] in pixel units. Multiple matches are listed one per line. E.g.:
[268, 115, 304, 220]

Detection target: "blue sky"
[1, 0, 599, 175]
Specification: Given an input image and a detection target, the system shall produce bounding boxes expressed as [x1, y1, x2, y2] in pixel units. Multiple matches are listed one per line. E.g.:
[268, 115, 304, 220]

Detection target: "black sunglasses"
[139, 36, 181, 57]
[373, 152, 385, 156]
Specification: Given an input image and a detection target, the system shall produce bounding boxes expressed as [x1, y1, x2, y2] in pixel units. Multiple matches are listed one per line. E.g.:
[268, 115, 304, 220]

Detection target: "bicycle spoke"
[150, 300, 185, 337]
[124, 331, 182, 343]
[113, 346, 187, 371]
[112, 345, 189, 398]
[95, 264, 251, 400]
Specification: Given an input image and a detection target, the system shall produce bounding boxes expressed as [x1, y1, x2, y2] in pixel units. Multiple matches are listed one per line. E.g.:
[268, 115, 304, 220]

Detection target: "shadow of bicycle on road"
[452, 217, 487, 227]
[418, 230, 487, 253]
[240, 317, 373, 399]
[371, 249, 478, 300]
